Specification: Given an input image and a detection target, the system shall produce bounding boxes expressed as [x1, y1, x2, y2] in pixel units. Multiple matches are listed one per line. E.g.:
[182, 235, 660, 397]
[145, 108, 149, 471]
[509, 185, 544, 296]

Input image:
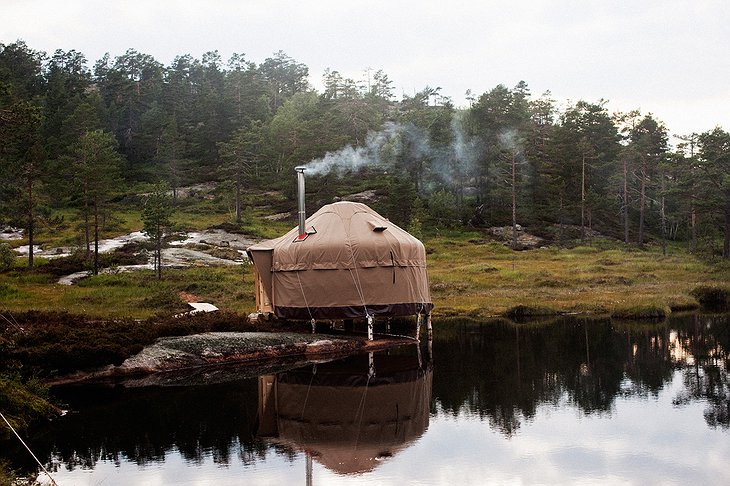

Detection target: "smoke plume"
[303, 122, 418, 175]
[302, 116, 482, 193]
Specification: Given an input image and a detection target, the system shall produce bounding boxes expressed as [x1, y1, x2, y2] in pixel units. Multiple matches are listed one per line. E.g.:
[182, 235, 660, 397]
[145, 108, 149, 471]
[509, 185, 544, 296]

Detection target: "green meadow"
[1, 226, 727, 320]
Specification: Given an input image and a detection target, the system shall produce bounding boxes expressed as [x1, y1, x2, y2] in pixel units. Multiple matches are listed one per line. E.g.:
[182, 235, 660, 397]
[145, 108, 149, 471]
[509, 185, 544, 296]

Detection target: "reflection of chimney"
[295, 166, 307, 238]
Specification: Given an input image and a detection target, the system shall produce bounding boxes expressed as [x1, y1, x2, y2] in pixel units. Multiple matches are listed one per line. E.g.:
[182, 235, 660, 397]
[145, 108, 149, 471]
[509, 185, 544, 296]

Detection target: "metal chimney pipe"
[295, 166, 306, 237]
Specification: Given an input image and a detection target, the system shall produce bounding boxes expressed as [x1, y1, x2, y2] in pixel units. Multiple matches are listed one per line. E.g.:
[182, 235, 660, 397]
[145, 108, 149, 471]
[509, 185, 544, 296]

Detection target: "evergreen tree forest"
[1, 40, 729, 259]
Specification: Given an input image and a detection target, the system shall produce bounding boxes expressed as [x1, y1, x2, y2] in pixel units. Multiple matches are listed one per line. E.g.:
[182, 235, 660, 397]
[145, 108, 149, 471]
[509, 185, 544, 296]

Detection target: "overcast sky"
[4, 0, 729, 138]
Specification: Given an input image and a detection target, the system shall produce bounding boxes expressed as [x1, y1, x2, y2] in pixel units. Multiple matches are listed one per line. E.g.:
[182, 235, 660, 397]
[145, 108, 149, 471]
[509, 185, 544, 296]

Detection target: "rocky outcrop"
[486, 226, 545, 250]
[46, 331, 412, 386]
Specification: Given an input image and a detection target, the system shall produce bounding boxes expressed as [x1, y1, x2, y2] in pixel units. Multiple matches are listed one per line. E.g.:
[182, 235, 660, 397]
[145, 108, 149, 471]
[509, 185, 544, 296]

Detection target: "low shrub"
[534, 278, 570, 288]
[0, 376, 57, 433]
[690, 285, 730, 309]
[75, 273, 136, 287]
[37, 246, 148, 277]
[595, 257, 619, 266]
[0, 244, 15, 271]
[35, 250, 87, 276]
[585, 275, 634, 286]
[571, 246, 601, 255]
[141, 289, 185, 311]
[611, 303, 670, 320]
[0, 283, 20, 298]
[667, 295, 700, 312]
[504, 305, 559, 319]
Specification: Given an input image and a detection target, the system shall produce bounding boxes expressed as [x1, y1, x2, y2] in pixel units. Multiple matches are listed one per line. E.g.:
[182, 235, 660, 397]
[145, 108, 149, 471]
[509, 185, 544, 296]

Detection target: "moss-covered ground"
[1, 227, 728, 320]
[426, 231, 729, 318]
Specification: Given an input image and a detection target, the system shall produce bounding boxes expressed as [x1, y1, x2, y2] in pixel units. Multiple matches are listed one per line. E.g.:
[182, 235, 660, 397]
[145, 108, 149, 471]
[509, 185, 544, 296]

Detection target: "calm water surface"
[4, 313, 729, 485]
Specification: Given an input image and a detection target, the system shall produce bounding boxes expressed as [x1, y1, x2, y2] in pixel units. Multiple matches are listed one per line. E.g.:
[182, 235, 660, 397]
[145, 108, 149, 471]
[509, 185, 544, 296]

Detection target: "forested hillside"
[1, 40, 728, 259]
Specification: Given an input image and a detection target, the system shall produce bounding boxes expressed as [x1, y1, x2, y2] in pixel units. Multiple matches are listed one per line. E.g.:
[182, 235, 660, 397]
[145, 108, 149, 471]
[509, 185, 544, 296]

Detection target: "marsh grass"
[690, 285, 730, 309]
[610, 301, 670, 319]
[425, 233, 728, 318]
[1, 235, 725, 320]
[0, 283, 23, 299]
[0, 265, 254, 319]
[1, 197, 728, 320]
[0, 376, 57, 435]
[503, 304, 560, 319]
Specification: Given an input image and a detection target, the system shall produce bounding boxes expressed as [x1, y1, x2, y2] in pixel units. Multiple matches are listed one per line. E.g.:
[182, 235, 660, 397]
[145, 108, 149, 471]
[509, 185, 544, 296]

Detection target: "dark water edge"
[2, 312, 729, 484]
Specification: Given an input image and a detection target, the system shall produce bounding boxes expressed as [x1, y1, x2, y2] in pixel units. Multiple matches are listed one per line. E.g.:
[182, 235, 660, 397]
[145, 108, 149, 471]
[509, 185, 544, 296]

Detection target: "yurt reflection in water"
[257, 349, 433, 475]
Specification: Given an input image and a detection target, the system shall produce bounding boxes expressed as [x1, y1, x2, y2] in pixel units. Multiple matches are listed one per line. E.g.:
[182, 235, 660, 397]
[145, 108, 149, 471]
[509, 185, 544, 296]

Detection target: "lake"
[4, 312, 729, 485]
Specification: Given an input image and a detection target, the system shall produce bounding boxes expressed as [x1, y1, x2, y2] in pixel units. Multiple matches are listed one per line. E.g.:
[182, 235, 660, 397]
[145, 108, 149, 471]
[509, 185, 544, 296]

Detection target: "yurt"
[246, 168, 432, 325]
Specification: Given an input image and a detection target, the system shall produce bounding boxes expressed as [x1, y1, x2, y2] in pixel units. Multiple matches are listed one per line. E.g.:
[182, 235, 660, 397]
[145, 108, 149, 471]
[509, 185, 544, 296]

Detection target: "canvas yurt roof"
[247, 201, 432, 320]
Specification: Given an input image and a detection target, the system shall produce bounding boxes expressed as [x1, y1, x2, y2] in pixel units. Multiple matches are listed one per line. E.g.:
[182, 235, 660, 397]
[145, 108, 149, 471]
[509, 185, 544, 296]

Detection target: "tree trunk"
[171, 144, 178, 207]
[27, 174, 34, 269]
[93, 202, 99, 275]
[588, 208, 593, 246]
[724, 209, 730, 259]
[660, 196, 666, 256]
[581, 153, 586, 244]
[660, 172, 666, 256]
[511, 151, 517, 249]
[689, 140, 697, 253]
[84, 206, 90, 258]
[235, 171, 242, 223]
[623, 157, 629, 244]
[27, 219, 34, 269]
[414, 159, 422, 193]
[558, 195, 564, 246]
[638, 163, 646, 246]
[157, 227, 163, 280]
[236, 83, 242, 120]
[691, 203, 697, 253]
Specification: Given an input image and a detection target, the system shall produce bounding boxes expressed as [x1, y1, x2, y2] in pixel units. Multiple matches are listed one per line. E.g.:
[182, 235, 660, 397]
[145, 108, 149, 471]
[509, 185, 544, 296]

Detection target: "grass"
[503, 304, 561, 319]
[690, 285, 730, 308]
[0, 265, 255, 319]
[1, 185, 728, 321]
[0, 377, 58, 432]
[2, 232, 727, 320]
[426, 233, 730, 318]
[609, 300, 670, 319]
[0, 184, 274, 319]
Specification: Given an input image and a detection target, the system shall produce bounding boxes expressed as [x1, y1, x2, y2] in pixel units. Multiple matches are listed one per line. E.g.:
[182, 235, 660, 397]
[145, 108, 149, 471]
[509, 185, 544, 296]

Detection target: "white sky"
[3, 0, 729, 138]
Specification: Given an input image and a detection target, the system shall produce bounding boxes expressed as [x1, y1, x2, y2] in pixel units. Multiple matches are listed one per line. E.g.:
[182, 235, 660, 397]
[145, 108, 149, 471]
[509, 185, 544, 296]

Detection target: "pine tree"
[142, 182, 174, 279]
[67, 130, 124, 274]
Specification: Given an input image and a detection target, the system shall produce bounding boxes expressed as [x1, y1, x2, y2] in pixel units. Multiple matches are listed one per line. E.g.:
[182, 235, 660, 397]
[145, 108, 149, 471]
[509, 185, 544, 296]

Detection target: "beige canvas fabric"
[247, 201, 432, 319]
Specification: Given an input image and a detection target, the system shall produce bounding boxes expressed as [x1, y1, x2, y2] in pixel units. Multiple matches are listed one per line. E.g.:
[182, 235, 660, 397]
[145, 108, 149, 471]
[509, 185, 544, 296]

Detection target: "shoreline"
[44, 331, 416, 387]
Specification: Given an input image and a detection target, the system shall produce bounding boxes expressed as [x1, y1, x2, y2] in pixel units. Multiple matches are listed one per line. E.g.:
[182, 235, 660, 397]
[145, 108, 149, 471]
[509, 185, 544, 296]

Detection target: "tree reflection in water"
[431, 313, 729, 435]
[1, 312, 727, 478]
[2, 345, 432, 477]
[671, 314, 730, 428]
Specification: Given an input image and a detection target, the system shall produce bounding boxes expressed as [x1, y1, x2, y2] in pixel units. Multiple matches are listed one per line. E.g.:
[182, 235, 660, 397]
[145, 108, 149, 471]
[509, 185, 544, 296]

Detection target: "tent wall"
[272, 266, 431, 319]
[247, 201, 432, 319]
[249, 249, 274, 314]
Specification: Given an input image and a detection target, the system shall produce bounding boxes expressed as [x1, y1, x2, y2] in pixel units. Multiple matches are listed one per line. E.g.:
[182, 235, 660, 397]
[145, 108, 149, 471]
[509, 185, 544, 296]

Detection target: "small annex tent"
[247, 201, 432, 320]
